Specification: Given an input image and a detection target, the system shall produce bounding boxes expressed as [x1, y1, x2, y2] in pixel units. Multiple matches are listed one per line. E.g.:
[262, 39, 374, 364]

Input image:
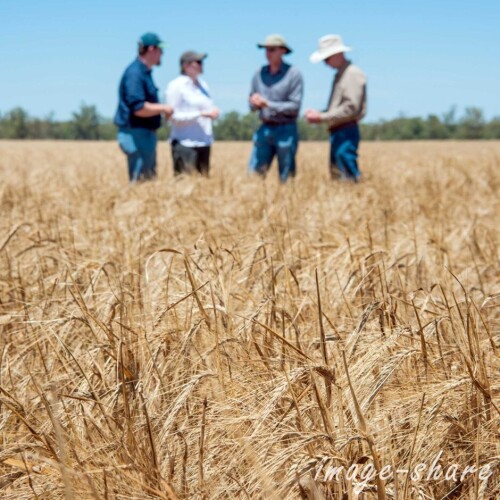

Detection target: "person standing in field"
[248, 34, 304, 183]
[114, 33, 173, 182]
[165, 51, 219, 176]
[305, 35, 367, 182]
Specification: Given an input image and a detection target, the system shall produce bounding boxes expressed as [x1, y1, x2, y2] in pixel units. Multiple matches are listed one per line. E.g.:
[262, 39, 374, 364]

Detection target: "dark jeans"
[171, 140, 211, 176]
[329, 124, 361, 181]
[248, 123, 298, 183]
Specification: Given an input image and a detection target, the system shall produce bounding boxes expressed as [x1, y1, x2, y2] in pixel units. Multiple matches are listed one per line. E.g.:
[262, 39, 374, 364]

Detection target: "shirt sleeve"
[249, 72, 259, 111]
[166, 81, 201, 124]
[124, 70, 147, 113]
[266, 70, 303, 115]
[320, 69, 366, 125]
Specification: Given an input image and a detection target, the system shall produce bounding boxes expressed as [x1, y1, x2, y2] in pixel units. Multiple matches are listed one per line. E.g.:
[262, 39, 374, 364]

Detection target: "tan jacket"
[320, 61, 367, 129]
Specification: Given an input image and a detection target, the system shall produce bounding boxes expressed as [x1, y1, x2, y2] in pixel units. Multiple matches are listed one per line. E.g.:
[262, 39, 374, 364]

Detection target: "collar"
[264, 62, 289, 75]
[179, 74, 203, 87]
[136, 57, 152, 73]
[336, 59, 351, 76]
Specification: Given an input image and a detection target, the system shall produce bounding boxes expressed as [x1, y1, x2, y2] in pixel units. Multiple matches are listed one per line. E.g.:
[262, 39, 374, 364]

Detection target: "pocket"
[117, 130, 137, 155]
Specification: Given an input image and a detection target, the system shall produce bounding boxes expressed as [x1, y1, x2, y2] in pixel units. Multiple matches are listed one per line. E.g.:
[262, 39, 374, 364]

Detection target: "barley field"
[0, 140, 499, 499]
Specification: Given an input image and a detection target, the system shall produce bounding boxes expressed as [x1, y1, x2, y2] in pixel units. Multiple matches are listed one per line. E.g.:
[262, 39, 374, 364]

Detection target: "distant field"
[0, 141, 499, 499]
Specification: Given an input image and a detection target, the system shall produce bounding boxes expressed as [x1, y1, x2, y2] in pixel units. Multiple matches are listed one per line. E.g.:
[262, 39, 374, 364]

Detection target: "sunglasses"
[265, 47, 279, 53]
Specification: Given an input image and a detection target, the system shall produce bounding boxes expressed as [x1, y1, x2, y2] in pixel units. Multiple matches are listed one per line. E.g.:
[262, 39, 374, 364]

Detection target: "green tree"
[457, 107, 485, 139]
[239, 112, 260, 139]
[214, 111, 246, 140]
[424, 114, 450, 139]
[99, 119, 118, 141]
[484, 117, 500, 139]
[298, 119, 329, 140]
[28, 112, 56, 139]
[442, 106, 457, 137]
[72, 103, 101, 140]
[1, 105, 499, 141]
[4, 107, 30, 138]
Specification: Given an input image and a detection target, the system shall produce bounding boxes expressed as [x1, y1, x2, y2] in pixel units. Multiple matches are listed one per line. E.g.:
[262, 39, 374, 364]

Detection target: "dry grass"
[0, 140, 499, 499]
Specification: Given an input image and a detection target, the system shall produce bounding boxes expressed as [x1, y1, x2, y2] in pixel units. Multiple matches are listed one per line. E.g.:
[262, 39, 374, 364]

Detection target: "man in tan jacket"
[305, 35, 366, 181]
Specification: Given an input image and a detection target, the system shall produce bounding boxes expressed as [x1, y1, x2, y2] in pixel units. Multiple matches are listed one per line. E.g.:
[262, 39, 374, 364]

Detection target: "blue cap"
[139, 32, 165, 49]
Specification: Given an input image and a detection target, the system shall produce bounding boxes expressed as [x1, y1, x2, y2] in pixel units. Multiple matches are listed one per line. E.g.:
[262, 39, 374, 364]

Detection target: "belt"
[262, 120, 296, 126]
[329, 120, 358, 133]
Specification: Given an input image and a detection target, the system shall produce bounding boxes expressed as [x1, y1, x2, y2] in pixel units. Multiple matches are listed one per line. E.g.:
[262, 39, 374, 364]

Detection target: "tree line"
[1, 104, 499, 141]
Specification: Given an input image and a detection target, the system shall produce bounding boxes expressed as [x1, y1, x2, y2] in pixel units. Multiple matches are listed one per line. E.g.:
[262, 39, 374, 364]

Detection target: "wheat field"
[0, 140, 499, 499]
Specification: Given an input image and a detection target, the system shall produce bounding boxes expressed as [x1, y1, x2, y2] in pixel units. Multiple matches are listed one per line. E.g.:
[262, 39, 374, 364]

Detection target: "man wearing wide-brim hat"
[248, 34, 304, 183]
[305, 35, 367, 182]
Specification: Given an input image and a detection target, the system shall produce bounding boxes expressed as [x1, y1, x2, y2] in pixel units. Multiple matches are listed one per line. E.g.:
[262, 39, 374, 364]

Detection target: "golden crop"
[0, 140, 498, 498]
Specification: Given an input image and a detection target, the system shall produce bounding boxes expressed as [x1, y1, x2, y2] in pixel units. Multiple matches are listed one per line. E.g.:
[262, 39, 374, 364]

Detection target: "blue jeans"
[329, 124, 361, 181]
[249, 123, 298, 183]
[117, 127, 157, 182]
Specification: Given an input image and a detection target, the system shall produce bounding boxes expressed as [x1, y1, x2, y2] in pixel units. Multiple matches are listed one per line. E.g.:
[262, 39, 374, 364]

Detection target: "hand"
[249, 93, 261, 107]
[305, 109, 322, 124]
[163, 105, 174, 119]
[201, 108, 220, 120]
[249, 93, 269, 109]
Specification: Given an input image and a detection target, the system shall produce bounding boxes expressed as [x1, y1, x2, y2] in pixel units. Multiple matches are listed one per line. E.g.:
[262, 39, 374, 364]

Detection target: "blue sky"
[1, 0, 499, 122]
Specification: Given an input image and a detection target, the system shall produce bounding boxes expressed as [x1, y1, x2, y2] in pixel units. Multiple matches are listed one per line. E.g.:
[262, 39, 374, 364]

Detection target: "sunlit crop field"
[0, 140, 499, 499]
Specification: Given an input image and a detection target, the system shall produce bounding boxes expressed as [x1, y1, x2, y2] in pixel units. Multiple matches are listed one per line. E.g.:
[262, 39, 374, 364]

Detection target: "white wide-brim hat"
[257, 34, 292, 54]
[310, 34, 352, 63]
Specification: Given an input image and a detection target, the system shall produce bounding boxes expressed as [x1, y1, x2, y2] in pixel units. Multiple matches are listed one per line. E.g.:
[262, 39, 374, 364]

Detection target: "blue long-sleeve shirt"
[249, 63, 303, 124]
[114, 58, 161, 130]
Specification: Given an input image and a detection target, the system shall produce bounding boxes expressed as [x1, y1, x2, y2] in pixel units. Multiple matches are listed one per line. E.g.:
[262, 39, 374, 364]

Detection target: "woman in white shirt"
[165, 51, 219, 176]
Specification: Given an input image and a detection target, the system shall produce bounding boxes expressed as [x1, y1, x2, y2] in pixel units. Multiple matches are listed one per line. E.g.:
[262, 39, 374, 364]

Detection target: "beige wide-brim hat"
[310, 34, 352, 63]
[257, 34, 292, 54]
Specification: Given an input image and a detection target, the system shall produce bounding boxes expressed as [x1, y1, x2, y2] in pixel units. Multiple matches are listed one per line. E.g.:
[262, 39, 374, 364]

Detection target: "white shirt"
[165, 75, 214, 147]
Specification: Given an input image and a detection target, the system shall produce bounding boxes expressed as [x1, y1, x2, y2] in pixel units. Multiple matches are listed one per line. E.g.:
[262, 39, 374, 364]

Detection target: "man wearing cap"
[248, 34, 303, 183]
[305, 35, 367, 182]
[165, 51, 219, 176]
[114, 33, 173, 182]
